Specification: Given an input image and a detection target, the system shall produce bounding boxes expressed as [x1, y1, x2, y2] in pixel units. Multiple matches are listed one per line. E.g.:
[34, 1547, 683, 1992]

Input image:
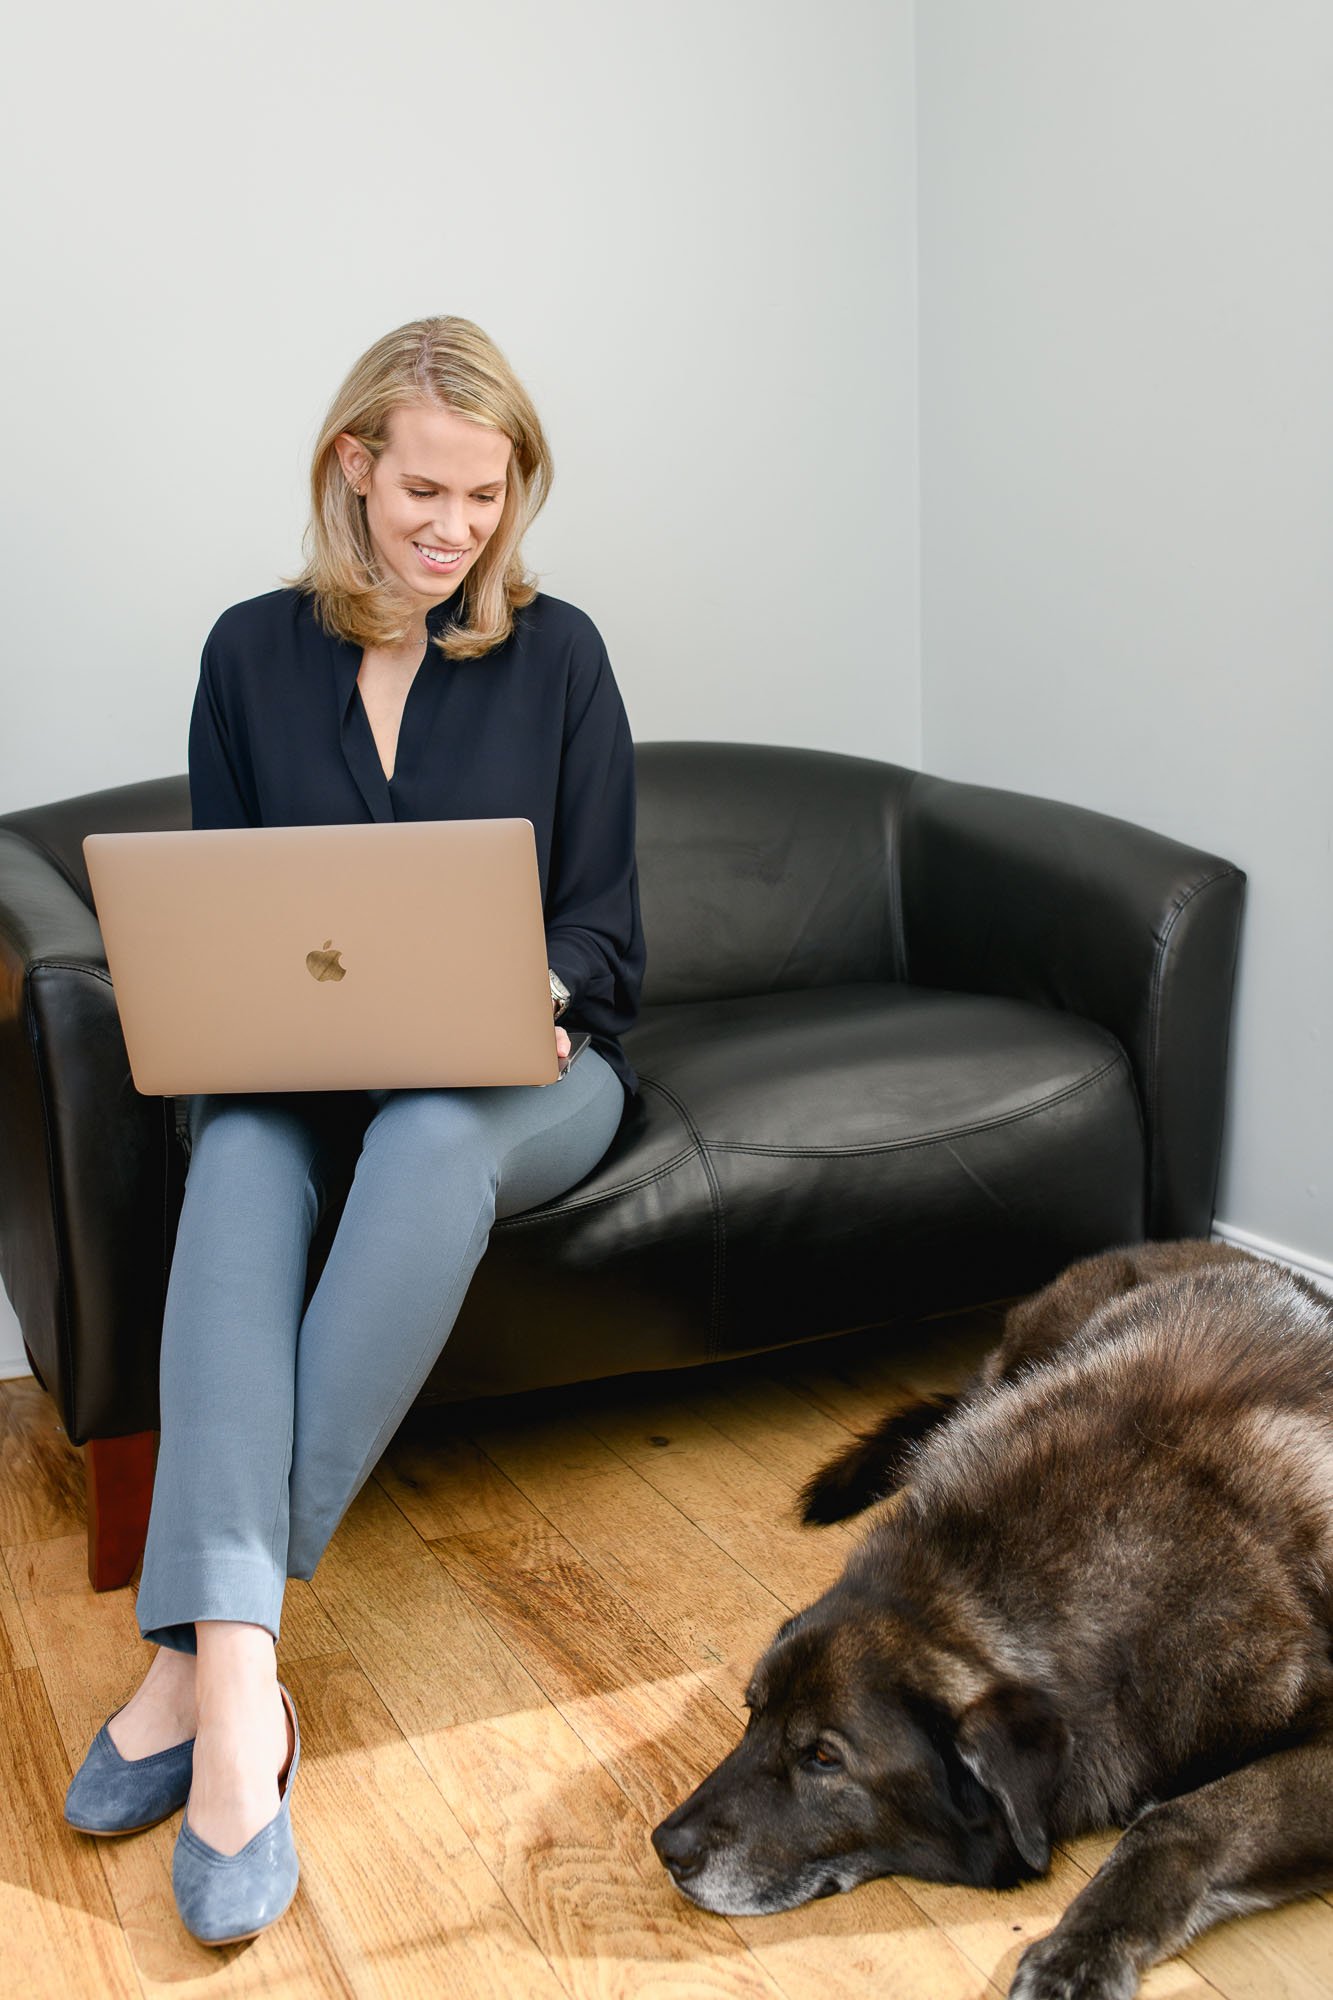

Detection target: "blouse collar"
[322, 591, 466, 823]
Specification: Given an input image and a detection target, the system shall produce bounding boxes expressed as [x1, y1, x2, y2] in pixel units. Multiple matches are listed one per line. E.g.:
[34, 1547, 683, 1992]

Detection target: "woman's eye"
[405, 489, 500, 503]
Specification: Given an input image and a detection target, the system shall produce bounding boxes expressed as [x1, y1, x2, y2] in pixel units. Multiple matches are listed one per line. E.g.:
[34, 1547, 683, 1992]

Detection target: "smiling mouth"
[413, 542, 468, 570]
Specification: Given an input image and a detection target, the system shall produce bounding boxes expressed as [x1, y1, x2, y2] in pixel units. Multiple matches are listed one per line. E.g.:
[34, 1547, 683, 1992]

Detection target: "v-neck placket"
[329, 610, 460, 823]
[381, 651, 435, 811]
[332, 636, 393, 823]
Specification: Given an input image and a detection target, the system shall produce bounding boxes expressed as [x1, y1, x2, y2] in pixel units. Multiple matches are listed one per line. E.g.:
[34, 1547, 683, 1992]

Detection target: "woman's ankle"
[105, 1645, 198, 1756]
[194, 1620, 280, 1723]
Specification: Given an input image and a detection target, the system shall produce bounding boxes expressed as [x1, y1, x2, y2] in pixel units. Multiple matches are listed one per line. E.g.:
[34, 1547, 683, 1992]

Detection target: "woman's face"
[335, 402, 513, 611]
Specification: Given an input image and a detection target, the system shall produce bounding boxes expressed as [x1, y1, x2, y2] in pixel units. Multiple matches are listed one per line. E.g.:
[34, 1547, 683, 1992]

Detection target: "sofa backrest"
[634, 742, 913, 1005]
[2, 747, 918, 1010]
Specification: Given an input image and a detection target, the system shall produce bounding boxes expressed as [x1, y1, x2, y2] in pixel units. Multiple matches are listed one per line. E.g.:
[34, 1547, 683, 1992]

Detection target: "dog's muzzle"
[651, 1811, 708, 1891]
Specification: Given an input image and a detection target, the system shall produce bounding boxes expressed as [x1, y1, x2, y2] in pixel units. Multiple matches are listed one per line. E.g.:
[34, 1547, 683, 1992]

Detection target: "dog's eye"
[805, 1743, 842, 1771]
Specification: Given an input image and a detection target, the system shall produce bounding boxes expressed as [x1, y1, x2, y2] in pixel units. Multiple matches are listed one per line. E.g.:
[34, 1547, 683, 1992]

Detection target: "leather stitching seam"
[1143, 868, 1244, 1229]
[492, 1145, 699, 1228]
[633, 1074, 726, 1353]
[702, 1049, 1130, 1159]
[29, 960, 111, 979]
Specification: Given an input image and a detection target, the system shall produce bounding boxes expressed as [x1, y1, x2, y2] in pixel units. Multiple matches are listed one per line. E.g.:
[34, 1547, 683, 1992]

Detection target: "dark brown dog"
[651, 1241, 1333, 2000]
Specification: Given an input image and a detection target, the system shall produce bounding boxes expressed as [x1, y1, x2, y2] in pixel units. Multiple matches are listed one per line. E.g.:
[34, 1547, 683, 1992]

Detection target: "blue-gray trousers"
[135, 1051, 626, 1652]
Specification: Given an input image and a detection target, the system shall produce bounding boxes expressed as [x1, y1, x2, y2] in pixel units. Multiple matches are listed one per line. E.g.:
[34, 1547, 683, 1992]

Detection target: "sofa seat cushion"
[431, 982, 1144, 1398]
[628, 983, 1132, 1153]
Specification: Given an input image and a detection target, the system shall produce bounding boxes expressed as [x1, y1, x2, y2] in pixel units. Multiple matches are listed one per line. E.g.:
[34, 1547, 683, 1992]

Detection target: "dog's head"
[651, 1596, 1070, 1915]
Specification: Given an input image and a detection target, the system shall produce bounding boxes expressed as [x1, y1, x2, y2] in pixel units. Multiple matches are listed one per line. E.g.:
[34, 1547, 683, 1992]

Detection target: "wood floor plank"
[892, 1849, 1151, 1998]
[1183, 1897, 1333, 2000]
[5, 1535, 149, 1768]
[1135, 1969, 1230, 1998]
[470, 1414, 797, 1717]
[0, 1532, 36, 1670]
[281, 1647, 569, 2000]
[432, 1518, 742, 1827]
[71, 1806, 354, 2000]
[581, 1396, 856, 1608]
[763, 1311, 1001, 1436]
[900, 1854, 1231, 1999]
[278, 1579, 347, 1669]
[5, 1314, 1332, 1998]
[762, 1350, 926, 1438]
[0, 1666, 143, 2000]
[732, 1881, 1006, 2000]
[675, 1370, 877, 1500]
[375, 1425, 543, 1542]
[0, 1379, 85, 1544]
[310, 1477, 545, 1735]
[311, 1475, 789, 1998]
[417, 1702, 792, 2000]
[8, 1524, 343, 1680]
[6, 1529, 93, 1600]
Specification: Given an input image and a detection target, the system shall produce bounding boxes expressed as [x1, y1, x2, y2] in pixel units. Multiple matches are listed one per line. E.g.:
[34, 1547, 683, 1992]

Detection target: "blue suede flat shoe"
[172, 1683, 300, 1948]
[65, 1714, 195, 1836]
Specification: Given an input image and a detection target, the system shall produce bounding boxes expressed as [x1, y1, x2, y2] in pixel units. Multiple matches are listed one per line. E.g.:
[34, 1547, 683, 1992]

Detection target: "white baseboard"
[0, 1283, 31, 1380]
[1211, 1220, 1333, 1297]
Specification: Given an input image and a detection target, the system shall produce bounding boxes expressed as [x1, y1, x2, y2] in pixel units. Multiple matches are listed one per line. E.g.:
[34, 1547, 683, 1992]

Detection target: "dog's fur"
[651, 1242, 1333, 2000]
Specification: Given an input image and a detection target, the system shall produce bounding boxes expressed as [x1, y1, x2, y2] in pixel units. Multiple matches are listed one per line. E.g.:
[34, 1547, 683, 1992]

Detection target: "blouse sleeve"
[544, 625, 646, 1041]
[187, 623, 258, 831]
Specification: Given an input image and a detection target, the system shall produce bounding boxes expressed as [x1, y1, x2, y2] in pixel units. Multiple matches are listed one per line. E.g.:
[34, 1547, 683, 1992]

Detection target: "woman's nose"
[430, 501, 471, 546]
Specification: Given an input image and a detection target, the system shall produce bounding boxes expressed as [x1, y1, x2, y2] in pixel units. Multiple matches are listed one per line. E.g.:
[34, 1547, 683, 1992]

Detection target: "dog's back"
[657, 1252, 1333, 1997]
[801, 1240, 1330, 1523]
[851, 1262, 1333, 1826]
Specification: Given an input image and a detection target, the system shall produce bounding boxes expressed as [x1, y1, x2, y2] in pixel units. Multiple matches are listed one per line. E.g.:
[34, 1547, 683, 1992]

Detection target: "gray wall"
[917, 1, 1333, 1268]
[0, 0, 921, 811]
[4, 3, 1331, 1376]
[0, 0, 918, 1373]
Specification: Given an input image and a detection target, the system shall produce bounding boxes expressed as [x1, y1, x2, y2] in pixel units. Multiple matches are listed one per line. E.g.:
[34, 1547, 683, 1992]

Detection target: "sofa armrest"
[898, 774, 1245, 1239]
[0, 830, 174, 1440]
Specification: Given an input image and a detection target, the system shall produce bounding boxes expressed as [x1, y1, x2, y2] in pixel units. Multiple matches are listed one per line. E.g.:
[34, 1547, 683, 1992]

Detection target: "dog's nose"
[651, 1818, 705, 1881]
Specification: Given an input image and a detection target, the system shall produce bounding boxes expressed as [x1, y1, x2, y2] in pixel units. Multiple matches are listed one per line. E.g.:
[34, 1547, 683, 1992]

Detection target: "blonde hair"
[289, 316, 553, 661]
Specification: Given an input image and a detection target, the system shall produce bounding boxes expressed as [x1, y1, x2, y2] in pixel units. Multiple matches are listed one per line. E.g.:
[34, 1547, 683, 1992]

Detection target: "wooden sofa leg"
[85, 1433, 157, 1591]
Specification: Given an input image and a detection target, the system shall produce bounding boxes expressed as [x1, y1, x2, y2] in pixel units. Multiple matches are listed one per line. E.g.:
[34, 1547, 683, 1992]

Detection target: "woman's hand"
[556, 1024, 571, 1064]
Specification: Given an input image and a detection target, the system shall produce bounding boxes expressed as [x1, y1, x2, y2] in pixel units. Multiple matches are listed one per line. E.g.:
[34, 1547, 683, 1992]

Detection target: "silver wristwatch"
[548, 968, 571, 1020]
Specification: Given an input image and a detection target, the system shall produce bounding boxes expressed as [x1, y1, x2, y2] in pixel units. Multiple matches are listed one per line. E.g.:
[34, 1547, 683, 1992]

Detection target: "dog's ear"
[954, 1683, 1071, 1874]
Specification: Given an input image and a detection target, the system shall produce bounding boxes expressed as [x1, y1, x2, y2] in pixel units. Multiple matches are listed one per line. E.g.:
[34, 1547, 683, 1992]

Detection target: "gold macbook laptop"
[83, 820, 562, 1094]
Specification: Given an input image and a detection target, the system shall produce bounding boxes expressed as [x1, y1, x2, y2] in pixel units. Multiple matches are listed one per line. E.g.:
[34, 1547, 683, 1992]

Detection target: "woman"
[63, 317, 645, 1946]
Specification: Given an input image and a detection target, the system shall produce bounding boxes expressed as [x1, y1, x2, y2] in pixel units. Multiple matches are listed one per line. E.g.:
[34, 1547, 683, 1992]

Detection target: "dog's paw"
[1008, 1930, 1138, 2000]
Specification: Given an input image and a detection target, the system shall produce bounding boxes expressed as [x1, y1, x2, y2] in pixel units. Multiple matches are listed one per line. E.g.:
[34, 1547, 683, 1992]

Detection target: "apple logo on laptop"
[306, 939, 346, 982]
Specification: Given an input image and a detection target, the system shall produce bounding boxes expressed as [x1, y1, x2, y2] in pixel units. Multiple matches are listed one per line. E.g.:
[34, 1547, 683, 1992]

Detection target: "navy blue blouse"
[188, 585, 645, 1095]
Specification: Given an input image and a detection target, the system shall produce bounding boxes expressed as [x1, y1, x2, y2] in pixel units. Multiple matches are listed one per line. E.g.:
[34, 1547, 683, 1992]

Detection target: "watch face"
[549, 970, 571, 1014]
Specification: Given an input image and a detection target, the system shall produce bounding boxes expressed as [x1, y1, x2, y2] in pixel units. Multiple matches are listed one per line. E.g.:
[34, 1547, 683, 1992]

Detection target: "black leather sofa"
[0, 743, 1245, 1587]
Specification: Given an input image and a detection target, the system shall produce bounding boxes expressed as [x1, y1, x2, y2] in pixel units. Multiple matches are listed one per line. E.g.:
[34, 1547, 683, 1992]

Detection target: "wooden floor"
[4, 1310, 1333, 2000]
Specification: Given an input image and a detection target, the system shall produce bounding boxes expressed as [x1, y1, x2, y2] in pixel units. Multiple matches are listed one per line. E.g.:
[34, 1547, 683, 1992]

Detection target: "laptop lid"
[83, 820, 559, 1094]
